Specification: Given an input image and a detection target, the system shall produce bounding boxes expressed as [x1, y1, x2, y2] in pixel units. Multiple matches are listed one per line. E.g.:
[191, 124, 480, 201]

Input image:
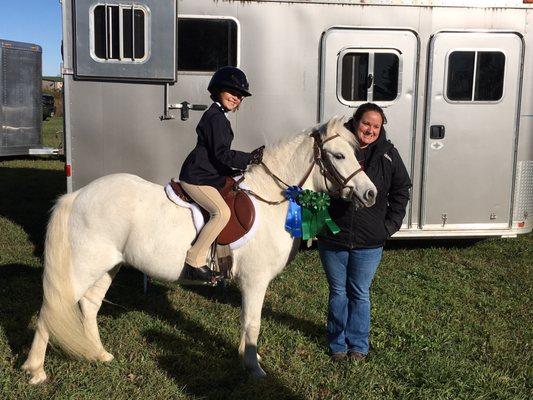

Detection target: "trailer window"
[340, 51, 399, 103]
[447, 51, 505, 102]
[93, 5, 147, 61]
[341, 53, 369, 101]
[475, 52, 505, 101]
[373, 53, 399, 101]
[178, 18, 238, 72]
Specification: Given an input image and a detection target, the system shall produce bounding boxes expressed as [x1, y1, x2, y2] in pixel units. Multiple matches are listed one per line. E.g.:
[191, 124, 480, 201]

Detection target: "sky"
[0, 1, 62, 77]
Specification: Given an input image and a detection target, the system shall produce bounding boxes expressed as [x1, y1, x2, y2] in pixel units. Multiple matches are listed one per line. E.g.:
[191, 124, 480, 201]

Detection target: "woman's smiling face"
[355, 111, 383, 147]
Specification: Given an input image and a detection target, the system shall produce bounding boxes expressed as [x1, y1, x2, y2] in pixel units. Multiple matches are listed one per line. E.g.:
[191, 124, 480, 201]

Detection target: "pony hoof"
[27, 369, 48, 385]
[97, 350, 114, 362]
[250, 365, 267, 379]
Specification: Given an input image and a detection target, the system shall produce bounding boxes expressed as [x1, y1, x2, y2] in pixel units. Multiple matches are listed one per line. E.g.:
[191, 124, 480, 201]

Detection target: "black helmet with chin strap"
[207, 66, 252, 97]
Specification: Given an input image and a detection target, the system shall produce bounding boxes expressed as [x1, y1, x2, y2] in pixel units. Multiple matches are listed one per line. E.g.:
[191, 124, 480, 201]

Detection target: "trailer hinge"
[61, 66, 74, 76]
[441, 213, 447, 227]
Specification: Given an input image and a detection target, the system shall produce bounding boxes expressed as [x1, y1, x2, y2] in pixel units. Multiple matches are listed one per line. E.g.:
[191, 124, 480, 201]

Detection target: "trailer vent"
[93, 5, 147, 61]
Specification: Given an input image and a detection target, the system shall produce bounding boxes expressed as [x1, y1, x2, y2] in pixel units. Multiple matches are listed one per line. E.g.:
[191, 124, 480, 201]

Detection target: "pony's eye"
[333, 153, 345, 160]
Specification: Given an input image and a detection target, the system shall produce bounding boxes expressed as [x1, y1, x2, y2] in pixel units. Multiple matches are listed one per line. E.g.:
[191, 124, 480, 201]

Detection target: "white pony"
[22, 117, 377, 384]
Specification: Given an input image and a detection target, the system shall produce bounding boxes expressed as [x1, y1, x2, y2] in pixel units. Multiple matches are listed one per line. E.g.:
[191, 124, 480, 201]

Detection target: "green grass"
[41, 116, 63, 149]
[1, 118, 532, 399]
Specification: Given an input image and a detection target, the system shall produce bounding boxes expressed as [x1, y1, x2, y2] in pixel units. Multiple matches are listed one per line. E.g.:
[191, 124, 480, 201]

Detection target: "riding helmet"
[207, 66, 252, 97]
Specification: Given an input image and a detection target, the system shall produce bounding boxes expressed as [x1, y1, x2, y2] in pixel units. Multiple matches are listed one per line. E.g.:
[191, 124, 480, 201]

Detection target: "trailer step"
[28, 147, 62, 155]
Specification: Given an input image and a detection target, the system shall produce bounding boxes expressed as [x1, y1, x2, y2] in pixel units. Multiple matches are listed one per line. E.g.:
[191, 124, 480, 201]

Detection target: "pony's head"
[311, 116, 377, 207]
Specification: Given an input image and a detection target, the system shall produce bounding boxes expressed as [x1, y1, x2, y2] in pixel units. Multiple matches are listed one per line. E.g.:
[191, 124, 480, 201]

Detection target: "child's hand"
[249, 146, 265, 165]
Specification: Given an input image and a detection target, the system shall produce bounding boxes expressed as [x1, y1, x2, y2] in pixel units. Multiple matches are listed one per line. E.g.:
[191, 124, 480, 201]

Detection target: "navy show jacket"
[179, 103, 252, 188]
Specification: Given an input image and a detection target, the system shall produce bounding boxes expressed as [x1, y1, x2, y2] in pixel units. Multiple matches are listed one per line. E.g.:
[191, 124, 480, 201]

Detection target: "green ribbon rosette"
[297, 190, 340, 240]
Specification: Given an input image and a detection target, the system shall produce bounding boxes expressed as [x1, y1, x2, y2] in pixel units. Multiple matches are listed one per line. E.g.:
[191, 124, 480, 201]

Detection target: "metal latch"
[160, 83, 207, 121]
[441, 213, 447, 227]
[168, 101, 208, 121]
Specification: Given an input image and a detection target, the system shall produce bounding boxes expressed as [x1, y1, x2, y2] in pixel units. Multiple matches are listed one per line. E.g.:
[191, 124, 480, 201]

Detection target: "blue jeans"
[318, 242, 383, 355]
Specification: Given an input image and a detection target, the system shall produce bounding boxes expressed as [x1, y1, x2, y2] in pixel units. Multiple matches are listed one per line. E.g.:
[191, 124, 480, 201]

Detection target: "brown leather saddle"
[169, 177, 255, 245]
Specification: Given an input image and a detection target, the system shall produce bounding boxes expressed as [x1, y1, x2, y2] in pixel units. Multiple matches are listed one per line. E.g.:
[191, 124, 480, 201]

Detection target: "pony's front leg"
[239, 276, 269, 378]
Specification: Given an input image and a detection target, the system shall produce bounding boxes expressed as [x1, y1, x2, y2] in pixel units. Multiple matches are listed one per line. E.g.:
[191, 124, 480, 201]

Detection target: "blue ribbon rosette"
[284, 186, 303, 237]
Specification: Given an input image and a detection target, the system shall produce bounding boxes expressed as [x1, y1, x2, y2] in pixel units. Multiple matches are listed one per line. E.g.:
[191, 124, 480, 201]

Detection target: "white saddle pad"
[164, 177, 259, 250]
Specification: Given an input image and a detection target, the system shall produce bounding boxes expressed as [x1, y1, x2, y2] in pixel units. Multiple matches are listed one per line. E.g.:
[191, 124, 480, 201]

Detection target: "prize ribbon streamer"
[297, 190, 340, 240]
[284, 186, 302, 237]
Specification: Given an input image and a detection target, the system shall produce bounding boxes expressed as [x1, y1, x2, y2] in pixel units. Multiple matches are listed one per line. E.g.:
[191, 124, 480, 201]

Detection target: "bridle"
[311, 130, 364, 199]
[237, 130, 364, 205]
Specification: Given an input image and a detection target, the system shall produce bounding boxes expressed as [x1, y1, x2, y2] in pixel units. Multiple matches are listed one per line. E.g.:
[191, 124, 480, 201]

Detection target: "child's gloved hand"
[249, 145, 265, 165]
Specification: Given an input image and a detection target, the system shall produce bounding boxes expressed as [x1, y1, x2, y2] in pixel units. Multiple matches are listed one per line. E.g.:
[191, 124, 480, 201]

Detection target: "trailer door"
[422, 32, 523, 230]
[320, 28, 419, 228]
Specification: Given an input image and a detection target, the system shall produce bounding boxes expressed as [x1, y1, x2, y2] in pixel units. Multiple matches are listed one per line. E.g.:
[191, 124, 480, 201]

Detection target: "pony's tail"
[40, 192, 99, 360]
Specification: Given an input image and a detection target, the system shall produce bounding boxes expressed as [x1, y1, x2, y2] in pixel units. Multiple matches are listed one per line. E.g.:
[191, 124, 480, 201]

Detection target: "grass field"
[0, 117, 531, 399]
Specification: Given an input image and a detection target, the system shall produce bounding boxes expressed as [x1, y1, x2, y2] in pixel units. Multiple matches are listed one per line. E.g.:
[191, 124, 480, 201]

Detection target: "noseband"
[240, 131, 363, 205]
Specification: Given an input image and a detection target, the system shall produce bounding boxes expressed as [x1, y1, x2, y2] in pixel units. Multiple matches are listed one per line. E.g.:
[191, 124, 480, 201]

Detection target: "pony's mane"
[251, 116, 359, 179]
[260, 130, 308, 166]
[303, 116, 359, 149]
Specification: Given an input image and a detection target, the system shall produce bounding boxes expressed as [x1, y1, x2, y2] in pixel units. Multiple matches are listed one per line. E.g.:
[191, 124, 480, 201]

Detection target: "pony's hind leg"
[22, 266, 120, 384]
[78, 265, 120, 362]
[238, 276, 269, 378]
[21, 313, 50, 384]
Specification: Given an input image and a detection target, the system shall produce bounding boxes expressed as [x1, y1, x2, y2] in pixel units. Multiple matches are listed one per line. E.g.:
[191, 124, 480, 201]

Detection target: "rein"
[236, 131, 363, 205]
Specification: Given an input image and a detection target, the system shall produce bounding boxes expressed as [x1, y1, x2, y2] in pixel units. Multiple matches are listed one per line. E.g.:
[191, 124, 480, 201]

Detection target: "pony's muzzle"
[364, 188, 376, 204]
[363, 189, 376, 204]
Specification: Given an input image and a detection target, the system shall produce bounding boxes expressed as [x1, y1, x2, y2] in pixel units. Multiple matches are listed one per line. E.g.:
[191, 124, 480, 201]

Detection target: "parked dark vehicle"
[42, 94, 55, 120]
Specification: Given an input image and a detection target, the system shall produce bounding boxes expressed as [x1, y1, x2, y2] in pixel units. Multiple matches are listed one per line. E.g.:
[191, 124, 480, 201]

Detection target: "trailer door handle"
[176, 102, 207, 121]
[430, 125, 445, 139]
[166, 101, 208, 121]
[188, 103, 208, 111]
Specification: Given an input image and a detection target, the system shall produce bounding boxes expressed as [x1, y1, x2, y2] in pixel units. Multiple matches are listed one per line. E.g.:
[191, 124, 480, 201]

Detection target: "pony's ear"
[329, 115, 358, 148]
[325, 116, 339, 138]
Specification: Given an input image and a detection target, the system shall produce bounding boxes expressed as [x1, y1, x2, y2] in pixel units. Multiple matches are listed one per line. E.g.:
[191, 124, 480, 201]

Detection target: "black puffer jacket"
[317, 126, 411, 249]
[179, 103, 252, 188]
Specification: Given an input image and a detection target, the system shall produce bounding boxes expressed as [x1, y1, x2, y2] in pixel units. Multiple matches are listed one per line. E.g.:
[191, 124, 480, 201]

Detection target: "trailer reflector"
[517, 221, 525, 228]
[65, 164, 72, 177]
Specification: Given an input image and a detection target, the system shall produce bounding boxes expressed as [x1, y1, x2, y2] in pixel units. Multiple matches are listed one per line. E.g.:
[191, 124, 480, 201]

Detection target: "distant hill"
[43, 76, 63, 82]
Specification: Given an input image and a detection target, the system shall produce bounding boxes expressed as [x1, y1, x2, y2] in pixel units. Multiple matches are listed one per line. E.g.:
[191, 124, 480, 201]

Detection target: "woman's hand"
[249, 145, 265, 165]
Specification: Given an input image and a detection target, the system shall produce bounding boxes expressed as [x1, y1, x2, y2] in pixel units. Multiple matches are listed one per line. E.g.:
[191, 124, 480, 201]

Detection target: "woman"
[179, 66, 264, 282]
[317, 102, 411, 361]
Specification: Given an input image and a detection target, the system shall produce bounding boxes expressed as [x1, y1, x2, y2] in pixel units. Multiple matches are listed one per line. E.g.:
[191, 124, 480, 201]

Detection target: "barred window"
[93, 4, 147, 61]
[447, 51, 505, 102]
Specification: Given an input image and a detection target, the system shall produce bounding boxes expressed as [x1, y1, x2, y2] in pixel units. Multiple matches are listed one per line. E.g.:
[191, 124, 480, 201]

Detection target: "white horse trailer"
[0, 39, 58, 156]
[60, 0, 532, 238]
